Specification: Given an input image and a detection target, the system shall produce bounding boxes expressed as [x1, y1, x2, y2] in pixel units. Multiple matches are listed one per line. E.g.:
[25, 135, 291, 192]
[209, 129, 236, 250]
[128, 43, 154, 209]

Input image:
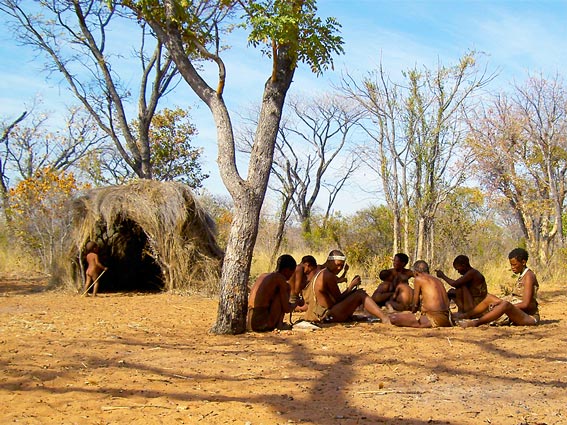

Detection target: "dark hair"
[85, 241, 98, 253]
[508, 248, 528, 262]
[394, 253, 409, 265]
[379, 269, 394, 281]
[453, 255, 470, 267]
[301, 255, 317, 267]
[412, 260, 429, 273]
[276, 254, 297, 272]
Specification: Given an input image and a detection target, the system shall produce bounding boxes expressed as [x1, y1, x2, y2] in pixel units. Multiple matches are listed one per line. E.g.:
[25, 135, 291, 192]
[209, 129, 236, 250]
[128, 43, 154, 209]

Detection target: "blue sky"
[1, 0, 566, 214]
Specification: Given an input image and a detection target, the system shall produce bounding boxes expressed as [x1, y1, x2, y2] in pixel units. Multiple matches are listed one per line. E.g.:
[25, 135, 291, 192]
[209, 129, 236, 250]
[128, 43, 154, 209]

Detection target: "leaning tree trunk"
[210, 53, 296, 334]
[211, 194, 262, 334]
[270, 195, 292, 269]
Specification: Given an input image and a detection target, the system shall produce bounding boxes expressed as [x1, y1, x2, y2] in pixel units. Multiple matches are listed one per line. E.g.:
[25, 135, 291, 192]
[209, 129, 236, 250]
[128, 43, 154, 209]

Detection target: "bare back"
[413, 273, 450, 312]
[313, 268, 342, 309]
[86, 252, 105, 278]
[248, 272, 290, 311]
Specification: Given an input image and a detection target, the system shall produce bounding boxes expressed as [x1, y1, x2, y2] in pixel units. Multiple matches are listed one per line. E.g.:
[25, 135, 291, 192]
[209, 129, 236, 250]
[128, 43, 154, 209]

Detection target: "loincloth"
[304, 301, 331, 323]
[418, 310, 452, 328]
[247, 306, 275, 332]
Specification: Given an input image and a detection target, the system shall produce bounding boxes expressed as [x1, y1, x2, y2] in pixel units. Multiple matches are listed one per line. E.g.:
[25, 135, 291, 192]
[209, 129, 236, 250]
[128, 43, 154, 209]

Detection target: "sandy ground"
[1, 275, 566, 425]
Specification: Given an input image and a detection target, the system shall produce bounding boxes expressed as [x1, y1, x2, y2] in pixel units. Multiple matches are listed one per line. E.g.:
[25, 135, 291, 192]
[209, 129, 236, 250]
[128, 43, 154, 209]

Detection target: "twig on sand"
[356, 389, 425, 395]
[101, 404, 172, 411]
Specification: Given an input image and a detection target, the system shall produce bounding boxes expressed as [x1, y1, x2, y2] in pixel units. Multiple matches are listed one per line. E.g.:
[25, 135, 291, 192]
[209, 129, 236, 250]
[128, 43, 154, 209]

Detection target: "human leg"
[267, 298, 285, 329]
[460, 300, 537, 328]
[390, 312, 430, 328]
[84, 275, 93, 294]
[455, 294, 500, 320]
[389, 285, 413, 311]
[455, 287, 474, 313]
[371, 282, 393, 306]
[92, 272, 101, 296]
[329, 290, 389, 323]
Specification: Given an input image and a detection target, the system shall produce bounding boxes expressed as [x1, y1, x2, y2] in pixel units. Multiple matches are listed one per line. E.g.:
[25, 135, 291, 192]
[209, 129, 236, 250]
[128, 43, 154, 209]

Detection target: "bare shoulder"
[525, 269, 538, 284]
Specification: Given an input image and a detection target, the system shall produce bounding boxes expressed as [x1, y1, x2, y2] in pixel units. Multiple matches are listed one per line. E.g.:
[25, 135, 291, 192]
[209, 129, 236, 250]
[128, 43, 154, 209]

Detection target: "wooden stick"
[81, 269, 107, 296]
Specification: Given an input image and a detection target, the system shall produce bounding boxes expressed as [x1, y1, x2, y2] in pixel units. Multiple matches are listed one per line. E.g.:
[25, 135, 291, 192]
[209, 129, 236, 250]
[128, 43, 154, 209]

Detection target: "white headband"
[327, 255, 346, 261]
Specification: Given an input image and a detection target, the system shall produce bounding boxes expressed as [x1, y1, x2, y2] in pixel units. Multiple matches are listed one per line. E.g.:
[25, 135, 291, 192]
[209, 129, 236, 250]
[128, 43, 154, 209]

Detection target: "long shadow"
[2, 286, 565, 424]
[0, 276, 49, 295]
[1, 332, 452, 424]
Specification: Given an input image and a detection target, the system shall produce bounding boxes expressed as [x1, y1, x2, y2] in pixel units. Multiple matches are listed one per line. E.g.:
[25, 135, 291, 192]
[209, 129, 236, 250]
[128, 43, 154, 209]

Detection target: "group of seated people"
[246, 248, 540, 332]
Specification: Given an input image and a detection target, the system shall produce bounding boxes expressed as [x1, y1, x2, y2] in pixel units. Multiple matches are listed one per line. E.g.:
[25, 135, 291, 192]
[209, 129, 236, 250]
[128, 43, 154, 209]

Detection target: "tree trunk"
[211, 195, 261, 334]
[416, 217, 425, 260]
[270, 195, 291, 268]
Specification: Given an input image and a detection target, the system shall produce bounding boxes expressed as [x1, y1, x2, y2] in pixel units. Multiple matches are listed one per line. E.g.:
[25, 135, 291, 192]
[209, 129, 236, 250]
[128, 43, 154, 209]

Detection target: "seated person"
[458, 248, 539, 328]
[435, 255, 488, 316]
[372, 253, 413, 306]
[385, 276, 414, 312]
[304, 250, 389, 324]
[247, 254, 297, 332]
[289, 255, 318, 312]
[390, 260, 452, 328]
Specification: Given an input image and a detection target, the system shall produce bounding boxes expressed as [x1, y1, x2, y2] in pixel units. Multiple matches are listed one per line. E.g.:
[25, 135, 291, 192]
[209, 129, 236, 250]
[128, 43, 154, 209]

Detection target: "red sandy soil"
[1, 275, 566, 425]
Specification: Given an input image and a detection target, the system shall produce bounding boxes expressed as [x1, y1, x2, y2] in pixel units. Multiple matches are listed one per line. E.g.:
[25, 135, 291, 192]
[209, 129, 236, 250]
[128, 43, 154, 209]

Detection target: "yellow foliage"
[7, 168, 85, 269]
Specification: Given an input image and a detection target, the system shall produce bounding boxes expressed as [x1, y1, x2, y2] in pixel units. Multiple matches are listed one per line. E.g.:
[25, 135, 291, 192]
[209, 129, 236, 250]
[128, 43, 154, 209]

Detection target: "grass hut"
[55, 180, 223, 294]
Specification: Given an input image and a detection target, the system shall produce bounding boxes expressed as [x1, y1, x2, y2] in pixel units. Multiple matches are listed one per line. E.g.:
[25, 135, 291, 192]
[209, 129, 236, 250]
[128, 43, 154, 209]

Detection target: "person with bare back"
[372, 253, 414, 309]
[304, 250, 390, 324]
[435, 255, 487, 316]
[390, 260, 452, 328]
[84, 241, 108, 297]
[247, 254, 297, 332]
[458, 248, 539, 328]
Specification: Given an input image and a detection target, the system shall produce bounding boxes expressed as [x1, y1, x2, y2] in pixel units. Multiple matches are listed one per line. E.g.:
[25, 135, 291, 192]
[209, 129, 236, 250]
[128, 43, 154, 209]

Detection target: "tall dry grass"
[0, 229, 41, 277]
[249, 248, 373, 291]
[250, 245, 563, 297]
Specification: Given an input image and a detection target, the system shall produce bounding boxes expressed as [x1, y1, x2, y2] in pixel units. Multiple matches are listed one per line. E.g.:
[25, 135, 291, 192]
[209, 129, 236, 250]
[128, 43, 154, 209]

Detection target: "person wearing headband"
[304, 249, 390, 324]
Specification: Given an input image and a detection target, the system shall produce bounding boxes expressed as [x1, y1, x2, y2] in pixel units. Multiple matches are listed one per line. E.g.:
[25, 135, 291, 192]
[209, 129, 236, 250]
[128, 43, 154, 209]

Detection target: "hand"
[350, 275, 361, 290]
[435, 269, 444, 278]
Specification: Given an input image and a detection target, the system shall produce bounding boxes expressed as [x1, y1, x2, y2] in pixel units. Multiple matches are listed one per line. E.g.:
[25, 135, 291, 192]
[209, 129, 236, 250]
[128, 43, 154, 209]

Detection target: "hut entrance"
[62, 180, 223, 294]
[98, 219, 164, 293]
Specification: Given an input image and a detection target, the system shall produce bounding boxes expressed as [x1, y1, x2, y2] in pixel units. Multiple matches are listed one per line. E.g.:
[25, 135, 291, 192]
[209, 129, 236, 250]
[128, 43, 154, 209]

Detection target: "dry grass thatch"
[54, 180, 224, 294]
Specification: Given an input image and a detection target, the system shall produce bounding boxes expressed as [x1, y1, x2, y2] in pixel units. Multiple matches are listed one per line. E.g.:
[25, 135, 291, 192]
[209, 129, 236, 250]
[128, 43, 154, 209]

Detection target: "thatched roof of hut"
[55, 180, 223, 294]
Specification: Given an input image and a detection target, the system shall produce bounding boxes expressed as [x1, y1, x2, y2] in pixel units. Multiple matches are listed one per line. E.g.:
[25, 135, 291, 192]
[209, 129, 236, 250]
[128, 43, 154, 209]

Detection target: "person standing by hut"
[84, 241, 108, 296]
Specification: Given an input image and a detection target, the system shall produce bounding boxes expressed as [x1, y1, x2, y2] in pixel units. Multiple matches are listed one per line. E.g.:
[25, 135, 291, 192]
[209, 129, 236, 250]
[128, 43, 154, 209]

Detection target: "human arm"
[337, 263, 350, 284]
[96, 256, 109, 271]
[345, 275, 361, 293]
[436, 269, 473, 288]
[289, 265, 304, 296]
[410, 279, 422, 313]
[435, 269, 456, 286]
[278, 279, 294, 313]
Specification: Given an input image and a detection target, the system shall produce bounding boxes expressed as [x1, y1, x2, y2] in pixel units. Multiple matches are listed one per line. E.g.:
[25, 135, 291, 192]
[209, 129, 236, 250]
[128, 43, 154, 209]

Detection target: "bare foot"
[277, 322, 293, 331]
[452, 312, 466, 321]
[458, 319, 479, 328]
